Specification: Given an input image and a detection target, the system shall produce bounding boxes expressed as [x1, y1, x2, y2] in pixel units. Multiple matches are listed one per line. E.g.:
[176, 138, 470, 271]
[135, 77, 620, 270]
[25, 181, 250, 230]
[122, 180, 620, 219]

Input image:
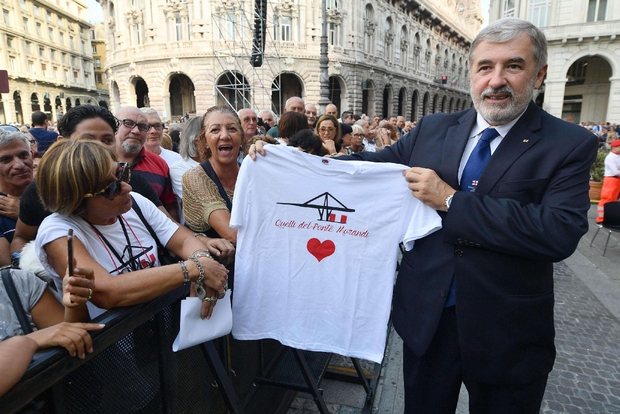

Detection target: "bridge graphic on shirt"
[277, 192, 355, 223]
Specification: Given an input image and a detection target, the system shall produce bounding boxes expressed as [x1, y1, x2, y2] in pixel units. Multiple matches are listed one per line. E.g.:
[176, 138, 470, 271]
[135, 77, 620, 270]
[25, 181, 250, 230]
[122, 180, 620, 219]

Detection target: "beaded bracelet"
[179, 260, 190, 284]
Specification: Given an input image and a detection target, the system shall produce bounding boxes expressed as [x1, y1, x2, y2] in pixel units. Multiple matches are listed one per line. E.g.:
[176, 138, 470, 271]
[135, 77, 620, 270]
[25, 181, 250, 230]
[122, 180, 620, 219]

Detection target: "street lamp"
[318, 0, 330, 114]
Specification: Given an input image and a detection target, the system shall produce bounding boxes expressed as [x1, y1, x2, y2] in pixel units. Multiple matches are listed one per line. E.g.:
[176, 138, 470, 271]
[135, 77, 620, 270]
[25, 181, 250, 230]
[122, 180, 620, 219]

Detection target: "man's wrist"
[444, 192, 456, 212]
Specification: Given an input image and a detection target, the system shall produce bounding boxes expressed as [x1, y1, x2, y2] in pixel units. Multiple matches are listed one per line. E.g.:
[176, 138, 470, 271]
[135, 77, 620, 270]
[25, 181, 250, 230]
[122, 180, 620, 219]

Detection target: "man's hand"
[404, 167, 456, 211]
[0, 195, 20, 221]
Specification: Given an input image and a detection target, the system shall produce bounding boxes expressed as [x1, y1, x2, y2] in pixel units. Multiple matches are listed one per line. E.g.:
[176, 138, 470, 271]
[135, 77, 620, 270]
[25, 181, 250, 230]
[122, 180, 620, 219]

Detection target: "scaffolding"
[211, 0, 284, 114]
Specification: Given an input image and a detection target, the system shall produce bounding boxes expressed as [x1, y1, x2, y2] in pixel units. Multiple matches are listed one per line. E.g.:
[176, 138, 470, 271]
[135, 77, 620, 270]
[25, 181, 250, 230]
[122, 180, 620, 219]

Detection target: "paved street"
[288, 204, 620, 413]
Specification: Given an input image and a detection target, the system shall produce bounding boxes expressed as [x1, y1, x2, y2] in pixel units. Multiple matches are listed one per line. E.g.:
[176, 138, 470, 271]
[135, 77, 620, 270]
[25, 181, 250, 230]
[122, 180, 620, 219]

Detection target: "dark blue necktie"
[445, 128, 499, 308]
[460, 128, 500, 192]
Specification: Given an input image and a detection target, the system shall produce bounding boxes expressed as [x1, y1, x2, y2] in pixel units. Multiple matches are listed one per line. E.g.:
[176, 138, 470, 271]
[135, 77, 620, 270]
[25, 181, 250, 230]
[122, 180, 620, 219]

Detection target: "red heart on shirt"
[307, 238, 336, 262]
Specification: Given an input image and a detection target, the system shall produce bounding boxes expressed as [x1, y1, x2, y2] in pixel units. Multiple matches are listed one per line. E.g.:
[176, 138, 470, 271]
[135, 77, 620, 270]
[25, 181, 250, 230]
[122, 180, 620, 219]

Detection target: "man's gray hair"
[238, 108, 257, 116]
[258, 109, 278, 123]
[0, 130, 31, 150]
[469, 17, 548, 72]
[139, 107, 160, 117]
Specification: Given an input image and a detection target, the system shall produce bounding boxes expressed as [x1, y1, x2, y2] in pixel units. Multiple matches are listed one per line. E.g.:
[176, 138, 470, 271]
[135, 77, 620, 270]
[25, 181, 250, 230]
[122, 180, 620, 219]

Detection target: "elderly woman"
[182, 106, 241, 245]
[34, 140, 231, 320]
[315, 114, 342, 156]
[343, 124, 366, 154]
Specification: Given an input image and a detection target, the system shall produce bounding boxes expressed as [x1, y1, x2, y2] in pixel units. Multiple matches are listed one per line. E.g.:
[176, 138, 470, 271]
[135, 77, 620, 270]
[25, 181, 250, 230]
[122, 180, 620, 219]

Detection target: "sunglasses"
[84, 162, 131, 200]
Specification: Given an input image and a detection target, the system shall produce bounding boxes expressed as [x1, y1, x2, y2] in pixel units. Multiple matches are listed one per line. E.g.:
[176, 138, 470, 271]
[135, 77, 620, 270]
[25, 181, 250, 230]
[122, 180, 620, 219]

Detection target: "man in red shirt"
[115, 106, 178, 221]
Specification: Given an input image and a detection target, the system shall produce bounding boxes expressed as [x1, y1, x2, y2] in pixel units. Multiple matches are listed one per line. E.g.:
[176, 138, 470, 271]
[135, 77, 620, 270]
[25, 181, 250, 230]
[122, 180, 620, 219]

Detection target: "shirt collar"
[471, 109, 527, 139]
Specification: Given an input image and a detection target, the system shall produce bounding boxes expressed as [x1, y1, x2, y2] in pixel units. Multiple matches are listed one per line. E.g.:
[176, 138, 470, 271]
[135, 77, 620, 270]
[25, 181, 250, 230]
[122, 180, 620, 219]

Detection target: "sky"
[82, 0, 491, 27]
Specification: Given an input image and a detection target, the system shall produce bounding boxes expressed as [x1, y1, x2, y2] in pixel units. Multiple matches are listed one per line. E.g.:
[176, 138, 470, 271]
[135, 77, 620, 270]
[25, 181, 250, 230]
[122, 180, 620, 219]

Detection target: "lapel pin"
[523, 139, 529, 143]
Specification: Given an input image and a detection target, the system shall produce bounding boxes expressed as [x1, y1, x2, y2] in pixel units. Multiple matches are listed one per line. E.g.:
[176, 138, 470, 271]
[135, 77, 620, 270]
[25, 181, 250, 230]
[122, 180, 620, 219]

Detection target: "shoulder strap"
[200, 160, 233, 211]
[2, 268, 33, 334]
[130, 195, 165, 251]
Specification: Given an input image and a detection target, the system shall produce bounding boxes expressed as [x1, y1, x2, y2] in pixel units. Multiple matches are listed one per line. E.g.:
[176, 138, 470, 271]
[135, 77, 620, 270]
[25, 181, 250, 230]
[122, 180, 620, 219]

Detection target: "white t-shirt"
[159, 147, 183, 168]
[170, 158, 199, 200]
[230, 145, 442, 363]
[35, 192, 179, 318]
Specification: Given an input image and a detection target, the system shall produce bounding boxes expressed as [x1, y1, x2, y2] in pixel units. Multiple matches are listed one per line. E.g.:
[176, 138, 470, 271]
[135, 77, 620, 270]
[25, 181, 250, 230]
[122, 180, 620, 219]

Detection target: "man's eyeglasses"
[84, 162, 131, 200]
[148, 123, 163, 131]
[118, 118, 150, 132]
[352, 134, 365, 138]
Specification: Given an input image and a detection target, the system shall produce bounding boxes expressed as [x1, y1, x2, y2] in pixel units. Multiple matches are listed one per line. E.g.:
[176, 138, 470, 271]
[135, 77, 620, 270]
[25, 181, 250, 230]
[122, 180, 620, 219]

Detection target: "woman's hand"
[197, 237, 235, 262]
[190, 282, 222, 320]
[199, 256, 228, 293]
[26, 322, 105, 359]
[249, 140, 269, 160]
[322, 140, 337, 155]
[63, 267, 95, 308]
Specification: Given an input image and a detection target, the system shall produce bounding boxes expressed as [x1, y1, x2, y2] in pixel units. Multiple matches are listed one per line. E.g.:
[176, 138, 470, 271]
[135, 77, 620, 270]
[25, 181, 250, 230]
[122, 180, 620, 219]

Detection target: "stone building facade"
[489, 0, 620, 124]
[0, 0, 109, 125]
[99, 0, 482, 122]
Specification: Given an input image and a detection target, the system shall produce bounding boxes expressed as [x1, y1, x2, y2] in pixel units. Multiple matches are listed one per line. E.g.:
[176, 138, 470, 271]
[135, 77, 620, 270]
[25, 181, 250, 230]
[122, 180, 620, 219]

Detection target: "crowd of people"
[0, 16, 610, 414]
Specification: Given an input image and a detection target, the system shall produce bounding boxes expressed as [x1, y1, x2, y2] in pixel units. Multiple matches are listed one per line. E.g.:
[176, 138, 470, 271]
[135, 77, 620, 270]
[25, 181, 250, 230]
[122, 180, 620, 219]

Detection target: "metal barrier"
[0, 286, 291, 414]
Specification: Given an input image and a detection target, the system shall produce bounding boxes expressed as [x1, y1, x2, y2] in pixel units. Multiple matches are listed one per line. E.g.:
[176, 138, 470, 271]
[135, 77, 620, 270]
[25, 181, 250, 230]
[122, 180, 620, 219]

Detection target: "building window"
[96, 73, 103, 84]
[23, 17, 28, 31]
[29, 61, 35, 75]
[9, 56, 16, 71]
[81, 40, 85, 52]
[39, 47, 45, 57]
[46, 11, 52, 22]
[36, 22, 42, 36]
[326, 0, 340, 9]
[53, 66, 58, 79]
[58, 16, 62, 26]
[49, 27, 54, 40]
[329, 22, 341, 46]
[73, 71, 79, 83]
[90, 29, 95, 40]
[41, 63, 47, 77]
[587, 0, 607, 22]
[51, 49, 56, 59]
[280, 16, 291, 41]
[62, 52, 66, 63]
[20, 0, 26, 9]
[70, 36, 74, 49]
[223, 13, 236, 40]
[95, 58, 101, 69]
[528, 0, 551, 27]
[59, 32, 64, 45]
[175, 17, 183, 40]
[92, 45, 97, 53]
[502, 0, 515, 17]
[135, 24, 142, 45]
[64, 69, 69, 81]
[71, 56, 76, 66]
[34, 5, 39, 16]
[6, 36, 12, 48]
[3, 9, 10, 25]
[25, 41, 32, 53]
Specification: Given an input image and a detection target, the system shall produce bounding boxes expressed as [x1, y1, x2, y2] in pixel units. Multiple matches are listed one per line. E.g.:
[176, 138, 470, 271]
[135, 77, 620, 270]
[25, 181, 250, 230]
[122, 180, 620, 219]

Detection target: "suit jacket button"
[454, 249, 464, 257]
[457, 238, 463, 244]
[440, 290, 446, 297]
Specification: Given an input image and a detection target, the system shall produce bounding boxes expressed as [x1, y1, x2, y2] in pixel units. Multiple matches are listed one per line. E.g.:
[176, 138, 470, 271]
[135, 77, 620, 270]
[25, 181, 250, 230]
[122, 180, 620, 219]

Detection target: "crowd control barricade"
[0, 285, 387, 414]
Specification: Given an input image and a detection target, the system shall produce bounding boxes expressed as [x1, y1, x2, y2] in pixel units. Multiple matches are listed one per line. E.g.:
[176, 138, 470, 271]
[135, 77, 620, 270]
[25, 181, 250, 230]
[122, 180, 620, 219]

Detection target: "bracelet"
[179, 260, 190, 284]
[193, 232, 207, 238]
[188, 256, 205, 287]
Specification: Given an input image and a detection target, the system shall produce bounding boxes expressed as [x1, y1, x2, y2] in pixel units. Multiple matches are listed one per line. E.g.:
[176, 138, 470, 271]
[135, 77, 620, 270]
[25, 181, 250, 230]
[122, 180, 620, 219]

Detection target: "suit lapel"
[477, 102, 543, 194]
[441, 109, 477, 189]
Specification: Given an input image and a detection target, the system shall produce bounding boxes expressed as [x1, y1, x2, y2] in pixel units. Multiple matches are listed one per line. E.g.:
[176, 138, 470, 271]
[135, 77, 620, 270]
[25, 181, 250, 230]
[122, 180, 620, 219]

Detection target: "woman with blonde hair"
[35, 140, 231, 320]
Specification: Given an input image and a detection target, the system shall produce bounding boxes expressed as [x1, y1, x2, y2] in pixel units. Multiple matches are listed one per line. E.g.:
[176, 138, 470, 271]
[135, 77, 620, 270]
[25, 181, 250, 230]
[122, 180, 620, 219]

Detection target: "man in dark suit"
[346, 18, 598, 413]
[251, 17, 598, 413]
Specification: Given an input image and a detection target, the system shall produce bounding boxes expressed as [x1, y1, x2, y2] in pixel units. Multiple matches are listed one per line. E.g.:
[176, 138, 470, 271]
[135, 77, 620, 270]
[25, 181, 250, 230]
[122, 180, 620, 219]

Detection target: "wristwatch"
[444, 193, 454, 212]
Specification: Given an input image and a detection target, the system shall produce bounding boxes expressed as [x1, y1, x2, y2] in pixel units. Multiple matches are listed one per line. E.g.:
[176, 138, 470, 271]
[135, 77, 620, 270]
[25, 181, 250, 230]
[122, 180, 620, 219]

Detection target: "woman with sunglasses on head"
[34, 140, 229, 320]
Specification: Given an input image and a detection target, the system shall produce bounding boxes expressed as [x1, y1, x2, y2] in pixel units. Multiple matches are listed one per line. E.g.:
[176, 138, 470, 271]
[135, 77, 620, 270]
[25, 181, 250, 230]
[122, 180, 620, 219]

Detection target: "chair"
[590, 201, 620, 256]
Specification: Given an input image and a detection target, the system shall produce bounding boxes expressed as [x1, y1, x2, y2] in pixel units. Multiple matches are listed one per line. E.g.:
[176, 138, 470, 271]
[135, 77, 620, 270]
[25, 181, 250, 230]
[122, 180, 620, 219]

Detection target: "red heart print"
[307, 238, 336, 262]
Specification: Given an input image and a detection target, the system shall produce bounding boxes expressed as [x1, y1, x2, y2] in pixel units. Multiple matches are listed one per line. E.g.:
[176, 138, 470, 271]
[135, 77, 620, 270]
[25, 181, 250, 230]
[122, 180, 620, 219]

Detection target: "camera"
[257, 117, 265, 127]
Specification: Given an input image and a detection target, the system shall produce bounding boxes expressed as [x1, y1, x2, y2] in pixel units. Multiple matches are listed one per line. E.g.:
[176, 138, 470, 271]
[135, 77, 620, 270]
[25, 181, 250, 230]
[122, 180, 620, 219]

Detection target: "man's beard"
[121, 140, 142, 155]
[471, 77, 536, 125]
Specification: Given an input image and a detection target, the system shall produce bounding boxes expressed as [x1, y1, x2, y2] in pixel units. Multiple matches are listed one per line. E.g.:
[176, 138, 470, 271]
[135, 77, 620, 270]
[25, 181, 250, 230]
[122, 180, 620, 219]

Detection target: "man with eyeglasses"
[140, 107, 182, 168]
[115, 106, 179, 222]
